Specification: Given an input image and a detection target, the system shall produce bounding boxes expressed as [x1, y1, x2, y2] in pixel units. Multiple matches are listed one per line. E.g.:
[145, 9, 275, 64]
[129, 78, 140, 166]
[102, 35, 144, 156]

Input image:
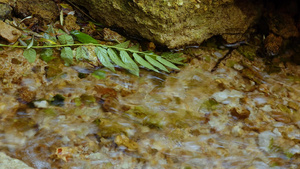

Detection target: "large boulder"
[69, 0, 262, 48]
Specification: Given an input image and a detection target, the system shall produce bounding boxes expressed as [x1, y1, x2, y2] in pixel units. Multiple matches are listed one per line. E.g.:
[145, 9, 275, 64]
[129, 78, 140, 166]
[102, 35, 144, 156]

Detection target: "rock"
[261, 0, 299, 57]
[17, 87, 36, 103]
[69, 0, 262, 48]
[263, 33, 283, 56]
[0, 3, 12, 20]
[0, 20, 21, 43]
[230, 107, 250, 120]
[114, 134, 138, 151]
[264, 0, 299, 39]
[212, 89, 244, 103]
[267, 12, 299, 39]
[269, 111, 291, 123]
[14, 0, 59, 26]
[33, 100, 48, 108]
[0, 152, 33, 169]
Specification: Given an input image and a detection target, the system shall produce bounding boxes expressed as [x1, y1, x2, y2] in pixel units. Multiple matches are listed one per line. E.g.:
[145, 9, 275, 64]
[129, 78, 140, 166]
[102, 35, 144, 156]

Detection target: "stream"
[0, 46, 300, 168]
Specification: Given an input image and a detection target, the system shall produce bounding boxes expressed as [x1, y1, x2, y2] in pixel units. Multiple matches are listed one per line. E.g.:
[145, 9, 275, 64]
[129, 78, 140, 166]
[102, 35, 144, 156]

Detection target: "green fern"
[0, 29, 183, 76]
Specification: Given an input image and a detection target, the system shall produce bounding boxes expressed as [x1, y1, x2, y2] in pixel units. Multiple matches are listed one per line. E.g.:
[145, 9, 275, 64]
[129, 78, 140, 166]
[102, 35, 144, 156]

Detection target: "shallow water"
[0, 47, 300, 168]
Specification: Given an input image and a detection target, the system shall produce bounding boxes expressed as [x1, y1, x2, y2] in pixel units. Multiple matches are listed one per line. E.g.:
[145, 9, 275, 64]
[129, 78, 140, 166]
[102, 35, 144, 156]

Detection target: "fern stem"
[0, 43, 101, 48]
[0, 43, 152, 56]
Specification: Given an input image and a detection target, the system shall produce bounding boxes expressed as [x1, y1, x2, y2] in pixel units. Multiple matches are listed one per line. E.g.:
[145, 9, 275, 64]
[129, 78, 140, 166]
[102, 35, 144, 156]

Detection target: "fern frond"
[120, 50, 139, 76]
[95, 47, 115, 72]
[133, 53, 159, 73]
[0, 29, 184, 76]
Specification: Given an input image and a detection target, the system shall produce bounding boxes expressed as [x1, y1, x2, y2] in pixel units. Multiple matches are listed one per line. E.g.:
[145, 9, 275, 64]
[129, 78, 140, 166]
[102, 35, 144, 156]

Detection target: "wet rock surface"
[0, 152, 33, 169]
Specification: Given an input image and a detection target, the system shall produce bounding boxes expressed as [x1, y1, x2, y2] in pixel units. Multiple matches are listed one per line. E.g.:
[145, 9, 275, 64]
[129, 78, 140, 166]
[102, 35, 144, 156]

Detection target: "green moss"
[80, 94, 96, 106]
[226, 60, 238, 68]
[97, 118, 127, 137]
[277, 104, 291, 114]
[125, 106, 149, 119]
[45, 59, 63, 79]
[184, 167, 192, 169]
[264, 64, 281, 74]
[285, 151, 294, 159]
[142, 115, 163, 129]
[9, 110, 37, 132]
[78, 72, 89, 79]
[287, 76, 300, 83]
[270, 162, 280, 167]
[166, 110, 201, 129]
[93, 119, 101, 126]
[288, 101, 299, 110]
[200, 98, 219, 111]
[241, 68, 262, 84]
[237, 45, 257, 61]
[43, 108, 57, 116]
[49, 94, 65, 107]
[92, 69, 106, 79]
[125, 106, 163, 129]
[204, 55, 211, 62]
[268, 137, 274, 150]
[74, 97, 82, 106]
[72, 95, 96, 107]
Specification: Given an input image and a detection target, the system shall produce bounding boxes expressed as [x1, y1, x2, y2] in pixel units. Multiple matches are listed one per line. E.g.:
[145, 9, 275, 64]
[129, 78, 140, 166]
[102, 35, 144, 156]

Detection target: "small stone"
[270, 111, 291, 123]
[147, 42, 156, 51]
[212, 89, 243, 103]
[233, 63, 243, 70]
[288, 101, 299, 110]
[264, 33, 283, 56]
[17, 87, 36, 103]
[258, 84, 269, 93]
[0, 3, 12, 20]
[258, 131, 277, 152]
[114, 134, 138, 151]
[214, 52, 223, 58]
[232, 125, 243, 136]
[230, 107, 250, 119]
[261, 105, 272, 112]
[33, 100, 49, 108]
[288, 145, 300, 155]
[0, 20, 22, 43]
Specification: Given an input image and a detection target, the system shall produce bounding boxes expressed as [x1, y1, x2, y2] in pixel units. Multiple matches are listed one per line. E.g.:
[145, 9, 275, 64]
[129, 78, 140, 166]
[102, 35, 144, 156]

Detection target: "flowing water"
[0, 47, 300, 168]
